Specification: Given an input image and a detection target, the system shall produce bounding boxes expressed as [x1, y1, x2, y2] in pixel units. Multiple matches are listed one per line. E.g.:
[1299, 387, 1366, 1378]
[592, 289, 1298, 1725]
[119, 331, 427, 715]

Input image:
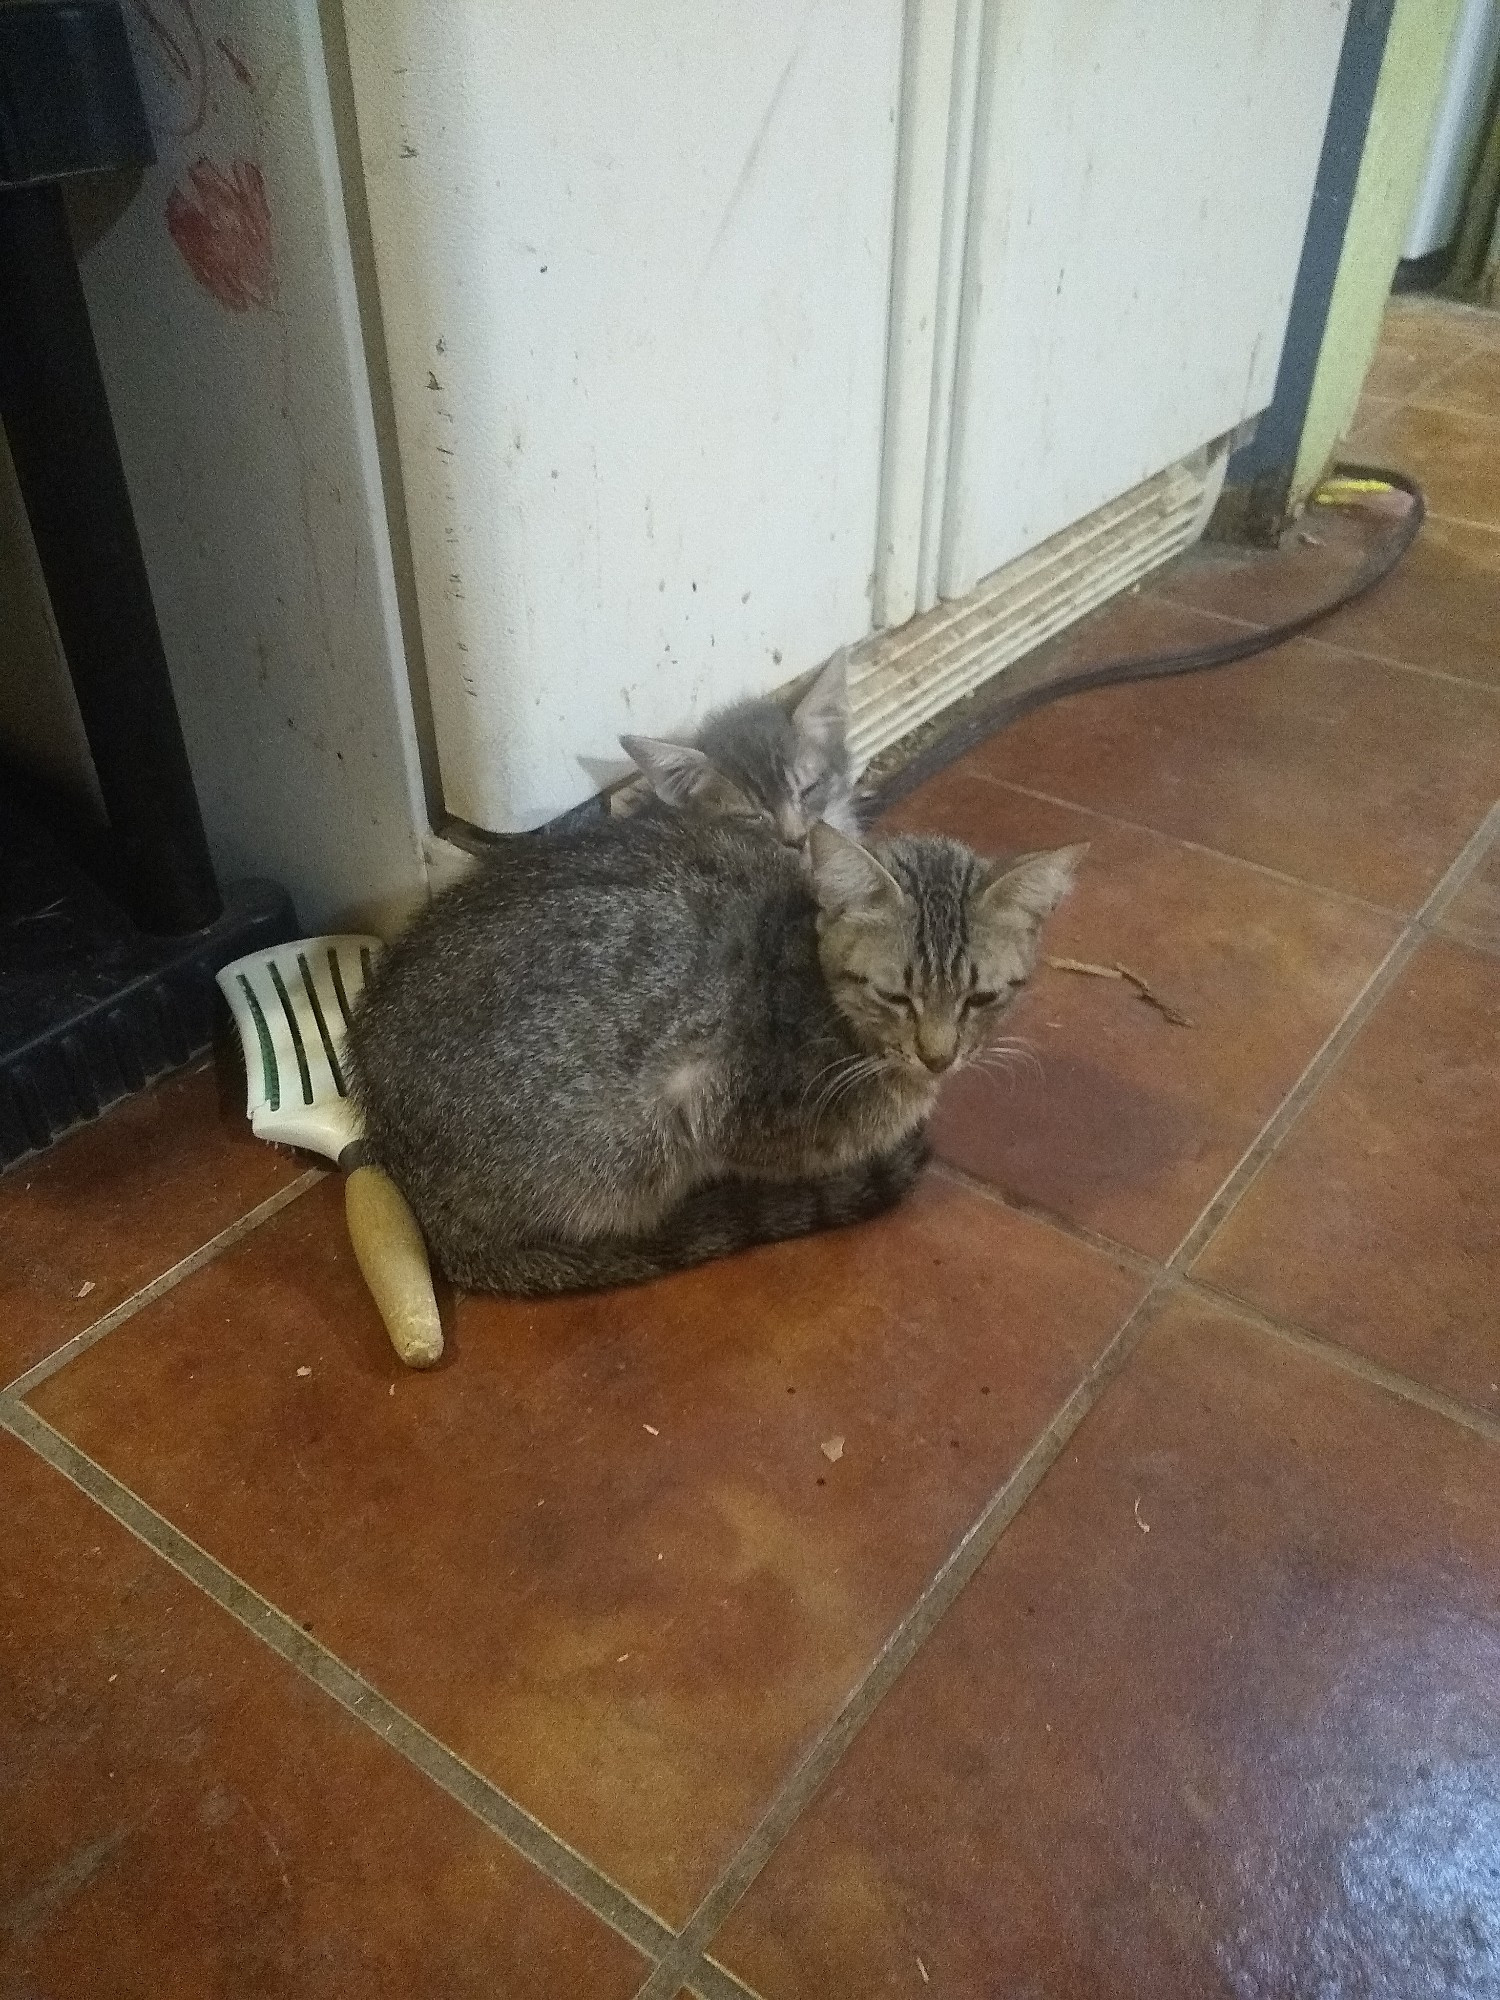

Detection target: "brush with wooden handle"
[216, 936, 443, 1368]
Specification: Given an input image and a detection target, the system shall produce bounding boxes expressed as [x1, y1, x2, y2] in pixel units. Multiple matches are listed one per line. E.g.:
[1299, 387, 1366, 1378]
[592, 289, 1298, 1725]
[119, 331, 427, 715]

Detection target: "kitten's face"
[620, 650, 857, 845]
[810, 826, 1084, 1077]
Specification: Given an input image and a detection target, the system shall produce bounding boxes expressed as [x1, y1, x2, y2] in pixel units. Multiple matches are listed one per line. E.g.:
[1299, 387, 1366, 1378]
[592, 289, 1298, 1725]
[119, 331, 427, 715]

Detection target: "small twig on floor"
[1045, 957, 1194, 1028]
[1114, 963, 1194, 1028]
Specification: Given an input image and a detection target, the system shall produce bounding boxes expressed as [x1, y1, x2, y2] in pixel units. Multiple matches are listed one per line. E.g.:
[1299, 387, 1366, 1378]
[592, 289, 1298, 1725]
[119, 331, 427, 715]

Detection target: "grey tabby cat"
[347, 811, 1082, 1297]
[619, 649, 858, 844]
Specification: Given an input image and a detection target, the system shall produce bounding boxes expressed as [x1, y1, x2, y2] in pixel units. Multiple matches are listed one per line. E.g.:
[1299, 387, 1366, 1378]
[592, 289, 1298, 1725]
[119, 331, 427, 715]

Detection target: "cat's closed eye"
[872, 985, 916, 1011]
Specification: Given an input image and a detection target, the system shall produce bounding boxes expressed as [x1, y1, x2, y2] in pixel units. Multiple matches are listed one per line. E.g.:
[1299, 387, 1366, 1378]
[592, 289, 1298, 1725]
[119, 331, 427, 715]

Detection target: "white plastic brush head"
[216, 935, 382, 1164]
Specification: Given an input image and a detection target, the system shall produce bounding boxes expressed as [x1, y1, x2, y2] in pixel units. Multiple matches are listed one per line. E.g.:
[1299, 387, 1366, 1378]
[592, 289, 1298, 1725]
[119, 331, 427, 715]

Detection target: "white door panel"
[344, 0, 903, 832]
[937, 0, 1350, 598]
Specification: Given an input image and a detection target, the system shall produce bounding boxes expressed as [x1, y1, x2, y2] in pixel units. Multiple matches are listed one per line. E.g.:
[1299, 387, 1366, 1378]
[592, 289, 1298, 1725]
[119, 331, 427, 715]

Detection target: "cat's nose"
[776, 806, 809, 846]
[917, 1030, 957, 1074]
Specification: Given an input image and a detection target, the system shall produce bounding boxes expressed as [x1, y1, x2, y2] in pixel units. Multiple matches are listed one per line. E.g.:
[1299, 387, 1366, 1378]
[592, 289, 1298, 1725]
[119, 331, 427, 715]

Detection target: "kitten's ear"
[619, 735, 718, 807]
[808, 821, 903, 914]
[791, 649, 850, 750]
[976, 844, 1087, 921]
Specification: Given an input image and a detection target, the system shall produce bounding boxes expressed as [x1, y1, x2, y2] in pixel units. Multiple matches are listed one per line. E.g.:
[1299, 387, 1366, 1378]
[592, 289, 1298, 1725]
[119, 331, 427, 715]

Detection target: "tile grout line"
[633, 1264, 1196, 2000]
[975, 768, 1496, 961]
[7, 780, 1492, 1995]
[935, 1098, 1500, 1444]
[676, 1959, 765, 2000]
[1143, 588, 1500, 701]
[1402, 388, 1500, 426]
[964, 774, 1410, 923]
[1395, 339, 1493, 403]
[1429, 915, 1500, 961]
[638, 795, 1500, 1997]
[0, 1397, 678, 1969]
[1182, 1276, 1500, 1448]
[928, 1159, 1159, 1277]
[940, 1156, 1500, 1450]
[1295, 631, 1500, 697]
[1417, 505, 1500, 536]
[1166, 796, 1500, 1272]
[3, 1169, 328, 1401]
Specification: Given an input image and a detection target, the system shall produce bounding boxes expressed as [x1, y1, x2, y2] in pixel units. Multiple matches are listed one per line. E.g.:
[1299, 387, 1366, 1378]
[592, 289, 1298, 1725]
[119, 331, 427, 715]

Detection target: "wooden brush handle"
[344, 1165, 444, 1368]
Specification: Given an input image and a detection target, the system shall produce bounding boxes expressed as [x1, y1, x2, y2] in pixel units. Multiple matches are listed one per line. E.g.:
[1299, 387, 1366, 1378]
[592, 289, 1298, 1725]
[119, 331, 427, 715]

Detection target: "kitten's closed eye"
[621, 649, 859, 839]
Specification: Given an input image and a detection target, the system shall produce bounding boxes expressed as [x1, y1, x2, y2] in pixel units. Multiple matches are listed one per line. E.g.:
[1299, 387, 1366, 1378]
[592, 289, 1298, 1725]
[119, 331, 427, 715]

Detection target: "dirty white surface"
[77, 0, 431, 935]
[343, 0, 903, 832]
[936, 0, 1352, 599]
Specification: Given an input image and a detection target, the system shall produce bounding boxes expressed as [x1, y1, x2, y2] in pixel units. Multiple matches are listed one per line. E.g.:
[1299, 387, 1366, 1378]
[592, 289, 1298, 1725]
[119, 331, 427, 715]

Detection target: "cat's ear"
[976, 844, 1087, 922]
[791, 649, 850, 752]
[619, 735, 719, 807]
[808, 821, 903, 914]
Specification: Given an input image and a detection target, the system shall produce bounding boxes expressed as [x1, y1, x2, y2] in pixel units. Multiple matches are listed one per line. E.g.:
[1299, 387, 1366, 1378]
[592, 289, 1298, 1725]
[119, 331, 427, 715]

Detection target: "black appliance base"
[2, 808, 295, 1170]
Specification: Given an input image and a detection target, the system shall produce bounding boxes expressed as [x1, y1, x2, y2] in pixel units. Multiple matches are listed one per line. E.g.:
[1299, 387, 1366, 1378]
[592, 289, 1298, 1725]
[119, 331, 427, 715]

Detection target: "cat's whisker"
[813, 1058, 880, 1117]
[962, 1043, 1043, 1094]
[810, 1053, 893, 1133]
[980, 1036, 1044, 1082]
[798, 1053, 867, 1114]
[962, 1061, 1020, 1097]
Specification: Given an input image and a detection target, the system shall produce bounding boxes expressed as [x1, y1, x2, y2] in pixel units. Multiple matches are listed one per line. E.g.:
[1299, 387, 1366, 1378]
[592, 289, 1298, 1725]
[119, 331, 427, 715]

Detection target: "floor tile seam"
[653, 1252, 1500, 1996]
[1127, 592, 1482, 697]
[925, 1159, 1159, 1277]
[1138, 589, 1262, 634]
[967, 775, 1408, 921]
[1179, 1275, 1500, 1448]
[0, 1396, 679, 1966]
[1166, 796, 1500, 1272]
[1417, 797, 1500, 926]
[1140, 582, 1500, 701]
[1057, 585, 1500, 707]
[1385, 305, 1500, 339]
[1295, 633, 1500, 697]
[647, 1275, 1181, 1982]
[637, 1954, 764, 2000]
[1427, 914, 1500, 961]
[1420, 504, 1500, 536]
[1391, 348, 1489, 403]
[1161, 929, 1423, 1270]
[1403, 387, 1500, 425]
[2, 1168, 327, 1400]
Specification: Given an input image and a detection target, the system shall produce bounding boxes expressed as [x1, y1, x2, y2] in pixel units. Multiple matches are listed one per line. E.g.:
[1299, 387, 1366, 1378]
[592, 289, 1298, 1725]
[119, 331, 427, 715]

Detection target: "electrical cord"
[871, 462, 1426, 808]
[477, 463, 1426, 843]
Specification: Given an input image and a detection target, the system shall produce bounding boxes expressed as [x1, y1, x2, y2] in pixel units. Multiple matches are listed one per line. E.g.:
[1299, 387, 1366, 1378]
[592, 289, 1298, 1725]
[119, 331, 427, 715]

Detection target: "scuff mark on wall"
[703, 34, 803, 271]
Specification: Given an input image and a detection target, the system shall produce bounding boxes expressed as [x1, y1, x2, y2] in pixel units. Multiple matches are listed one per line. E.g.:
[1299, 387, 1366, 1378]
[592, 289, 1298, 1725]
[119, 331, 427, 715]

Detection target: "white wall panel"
[78, 0, 431, 933]
[343, 0, 904, 831]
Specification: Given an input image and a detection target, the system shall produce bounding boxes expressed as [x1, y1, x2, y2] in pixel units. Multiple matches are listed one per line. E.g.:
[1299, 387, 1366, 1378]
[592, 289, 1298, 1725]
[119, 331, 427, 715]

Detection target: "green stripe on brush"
[267, 961, 313, 1106]
[236, 974, 280, 1113]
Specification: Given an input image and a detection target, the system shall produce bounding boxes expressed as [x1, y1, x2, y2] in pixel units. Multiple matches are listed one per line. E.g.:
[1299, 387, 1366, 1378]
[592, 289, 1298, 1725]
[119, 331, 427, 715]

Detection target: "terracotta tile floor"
[4, 297, 1498, 1998]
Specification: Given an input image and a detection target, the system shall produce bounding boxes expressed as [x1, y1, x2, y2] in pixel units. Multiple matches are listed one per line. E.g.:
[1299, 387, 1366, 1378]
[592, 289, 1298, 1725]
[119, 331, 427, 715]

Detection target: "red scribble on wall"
[165, 157, 277, 311]
[128, 0, 207, 136]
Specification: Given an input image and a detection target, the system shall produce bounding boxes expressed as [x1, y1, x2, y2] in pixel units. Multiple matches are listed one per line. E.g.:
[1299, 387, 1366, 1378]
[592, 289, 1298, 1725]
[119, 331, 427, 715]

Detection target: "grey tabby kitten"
[347, 812, 1082, 1297]
[619, 649, 858, 844]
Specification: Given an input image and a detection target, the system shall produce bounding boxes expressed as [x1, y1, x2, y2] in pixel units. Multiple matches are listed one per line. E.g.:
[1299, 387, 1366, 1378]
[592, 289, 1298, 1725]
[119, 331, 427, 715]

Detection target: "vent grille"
[846, 460, 1209, 766]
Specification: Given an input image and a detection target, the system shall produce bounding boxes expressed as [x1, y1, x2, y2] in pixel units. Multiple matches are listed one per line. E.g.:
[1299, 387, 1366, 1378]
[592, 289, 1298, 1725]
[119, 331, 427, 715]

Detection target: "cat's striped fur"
[347, 812, 1080, 1296]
